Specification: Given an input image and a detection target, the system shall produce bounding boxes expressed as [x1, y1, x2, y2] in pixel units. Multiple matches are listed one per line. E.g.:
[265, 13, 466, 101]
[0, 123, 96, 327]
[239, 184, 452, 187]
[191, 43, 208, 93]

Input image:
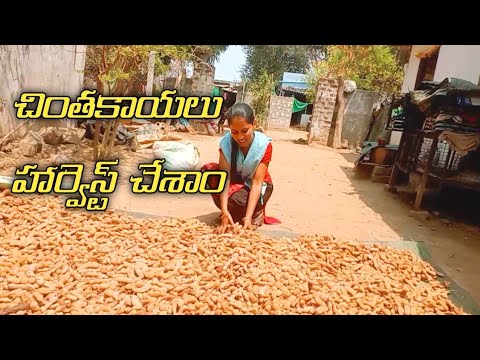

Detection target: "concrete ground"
[106, 129, 480, 306]
[2, 128, 480, 307]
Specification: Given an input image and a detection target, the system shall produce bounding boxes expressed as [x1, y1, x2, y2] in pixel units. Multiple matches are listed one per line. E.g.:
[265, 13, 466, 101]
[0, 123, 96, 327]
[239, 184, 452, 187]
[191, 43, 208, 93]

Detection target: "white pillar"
[146, 51, 155, 96]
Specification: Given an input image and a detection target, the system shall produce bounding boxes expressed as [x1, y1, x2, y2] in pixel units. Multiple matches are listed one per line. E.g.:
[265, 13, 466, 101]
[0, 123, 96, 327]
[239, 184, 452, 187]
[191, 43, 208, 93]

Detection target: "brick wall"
[309, 78, 339, 145]
[268, 95, 293, 130]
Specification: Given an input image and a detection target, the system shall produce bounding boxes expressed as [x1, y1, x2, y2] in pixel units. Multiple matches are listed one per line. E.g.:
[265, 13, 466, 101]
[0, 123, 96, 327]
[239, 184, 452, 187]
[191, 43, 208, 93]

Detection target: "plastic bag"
[344, 80, 357, 93]
[152, 140, 200, 170]
[136, 123, 162, 144]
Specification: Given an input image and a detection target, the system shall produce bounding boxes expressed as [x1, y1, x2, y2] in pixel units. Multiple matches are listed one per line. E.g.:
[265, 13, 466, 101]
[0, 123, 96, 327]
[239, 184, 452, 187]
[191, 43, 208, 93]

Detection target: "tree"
[85, 45, 228, 96]
[306, 45, 403, 102]
[83, 45, 228, 160]
[240, 45, 326, 83]
[190, 45, 228, 64]
[249, 70, 277, 130]
[170, 45, 228, 89]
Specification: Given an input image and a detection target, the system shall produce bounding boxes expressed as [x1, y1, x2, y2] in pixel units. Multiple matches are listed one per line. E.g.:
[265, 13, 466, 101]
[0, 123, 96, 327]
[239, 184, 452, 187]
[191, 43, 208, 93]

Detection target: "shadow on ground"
[337, 153, 480, 313]
[194, 211, 219, 226]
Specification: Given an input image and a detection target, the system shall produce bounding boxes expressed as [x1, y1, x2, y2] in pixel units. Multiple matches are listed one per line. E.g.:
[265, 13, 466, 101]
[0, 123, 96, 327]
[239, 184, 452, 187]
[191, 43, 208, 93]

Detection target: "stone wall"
[268, 95, 293, 130]
[191, 61, 214, 96]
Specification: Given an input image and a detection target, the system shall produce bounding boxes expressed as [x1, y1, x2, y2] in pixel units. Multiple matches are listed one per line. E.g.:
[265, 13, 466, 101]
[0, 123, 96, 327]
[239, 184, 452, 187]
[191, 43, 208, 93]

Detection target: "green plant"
[306, 45, 403, 102]
[84, 45, 228, 96]
[83, 45, 228, 161]
[241, 45, 326, 84]
[249, 70, 276, 129]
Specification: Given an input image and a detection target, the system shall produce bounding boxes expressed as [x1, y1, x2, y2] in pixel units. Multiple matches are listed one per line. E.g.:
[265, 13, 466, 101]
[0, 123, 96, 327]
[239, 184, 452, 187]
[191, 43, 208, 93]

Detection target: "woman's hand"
[217, 211, 234, 234]
[242, 217, 253, 230]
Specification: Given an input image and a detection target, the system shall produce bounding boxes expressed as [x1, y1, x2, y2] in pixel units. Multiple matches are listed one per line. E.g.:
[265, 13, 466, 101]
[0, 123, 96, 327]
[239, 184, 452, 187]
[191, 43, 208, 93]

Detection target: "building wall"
[0, 45, 86, 137]
[268, 95, 293, 130]
[433, 45, 480, 85]
[236, 84, 254, 107]
[401, 45, 436, 93]
[336, 89, 385, 149]
[401, 45, 480, 94]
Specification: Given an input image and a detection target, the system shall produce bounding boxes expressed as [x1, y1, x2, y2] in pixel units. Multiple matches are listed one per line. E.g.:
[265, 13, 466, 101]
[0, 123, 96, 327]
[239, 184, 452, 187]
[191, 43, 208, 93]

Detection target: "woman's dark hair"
[227, 103, 255, 184]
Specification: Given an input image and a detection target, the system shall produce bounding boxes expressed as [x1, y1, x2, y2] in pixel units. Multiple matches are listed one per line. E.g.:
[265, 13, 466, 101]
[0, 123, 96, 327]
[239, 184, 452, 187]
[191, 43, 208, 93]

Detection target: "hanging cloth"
[292, 98, 310, 113]
[209, 86, 224, 115]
